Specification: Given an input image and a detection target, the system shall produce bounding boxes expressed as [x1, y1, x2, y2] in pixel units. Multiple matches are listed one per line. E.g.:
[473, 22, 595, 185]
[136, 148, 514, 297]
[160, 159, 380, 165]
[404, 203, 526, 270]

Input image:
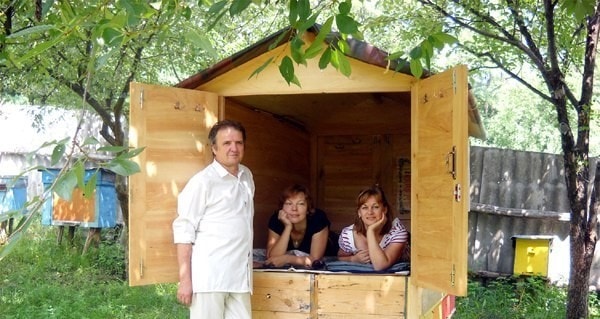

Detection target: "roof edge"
[176, 24, 417, 89]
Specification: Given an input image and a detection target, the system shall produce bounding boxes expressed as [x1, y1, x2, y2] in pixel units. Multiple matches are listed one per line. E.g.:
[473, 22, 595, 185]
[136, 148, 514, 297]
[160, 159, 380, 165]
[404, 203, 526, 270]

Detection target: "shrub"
[455, 275, 570, 319]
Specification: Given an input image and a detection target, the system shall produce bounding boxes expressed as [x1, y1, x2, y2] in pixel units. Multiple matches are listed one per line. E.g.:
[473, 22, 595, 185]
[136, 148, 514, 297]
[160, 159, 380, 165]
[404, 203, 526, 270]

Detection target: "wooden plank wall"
[316, 134, 410, 233]
[252, 272, 407, 319]
[252, 272, 313, 318]
[224, 93, 411, 247]
[224, 100, 311, 248]
[317, 274, 407, 318]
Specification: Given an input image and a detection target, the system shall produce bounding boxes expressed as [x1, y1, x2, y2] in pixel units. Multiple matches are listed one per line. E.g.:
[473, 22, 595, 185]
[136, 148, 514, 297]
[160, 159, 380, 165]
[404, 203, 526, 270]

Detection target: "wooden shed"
[128, 25, 485, 318]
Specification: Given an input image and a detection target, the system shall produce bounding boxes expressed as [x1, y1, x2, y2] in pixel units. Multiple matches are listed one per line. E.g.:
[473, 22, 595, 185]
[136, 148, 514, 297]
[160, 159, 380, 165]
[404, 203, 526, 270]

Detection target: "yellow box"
[512, 235, 553, 277]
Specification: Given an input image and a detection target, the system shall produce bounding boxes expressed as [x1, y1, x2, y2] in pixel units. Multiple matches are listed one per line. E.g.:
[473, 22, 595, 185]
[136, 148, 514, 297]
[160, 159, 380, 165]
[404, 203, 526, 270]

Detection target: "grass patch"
[455, 274, 600, 319]
[0, 220, 187, 319]
[3, 218, 600, 318]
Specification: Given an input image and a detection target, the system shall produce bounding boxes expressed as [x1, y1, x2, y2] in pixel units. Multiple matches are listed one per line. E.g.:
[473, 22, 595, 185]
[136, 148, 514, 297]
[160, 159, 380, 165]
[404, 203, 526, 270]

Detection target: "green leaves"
[10, 33, 68, 67]
[409, 59, 423, 79]
[51, 142, 67, 166]
[98, 145, 144, 176]
[335, 14, 359, 35]
[387, 31, 458, 79]
[208, 0, 228, 16]
[101, 27, 124, 46]
[40, 144, 144, 202]
[330, 48, 351, 77]
[26, 135, 145, 202]
[561, 0, 596, 22]
[229, 0, 252, 16]
[249, 57, 274, 79]
[335, 1, 360, 37]
[289, 0, 311, 27]
[279, 56, 301, 86]
[107, 158, 142, 177]
[319, 47, 332, 70]
[184, 29, 219, 59]
[290, 36, 306, 65]
[6, 25, 57, 39]
[53, 168, 78, 201]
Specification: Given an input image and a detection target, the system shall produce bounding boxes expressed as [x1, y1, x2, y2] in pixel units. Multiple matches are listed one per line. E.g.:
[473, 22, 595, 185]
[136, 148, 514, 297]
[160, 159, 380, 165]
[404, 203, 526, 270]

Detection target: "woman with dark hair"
[337, 185, 410, 271]
[265, 184, 335, 268]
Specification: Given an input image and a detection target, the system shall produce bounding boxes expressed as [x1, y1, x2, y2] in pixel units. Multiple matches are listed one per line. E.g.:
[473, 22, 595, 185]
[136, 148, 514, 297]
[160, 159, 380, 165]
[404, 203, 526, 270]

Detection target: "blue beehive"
[41, 168, 117, 228]
[0, 176, 28, 222]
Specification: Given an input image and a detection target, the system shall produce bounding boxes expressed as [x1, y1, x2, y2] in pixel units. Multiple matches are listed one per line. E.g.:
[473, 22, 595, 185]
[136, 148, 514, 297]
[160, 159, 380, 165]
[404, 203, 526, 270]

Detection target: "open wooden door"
[410, 66, 469, 296]
[128, 83, 219, 286]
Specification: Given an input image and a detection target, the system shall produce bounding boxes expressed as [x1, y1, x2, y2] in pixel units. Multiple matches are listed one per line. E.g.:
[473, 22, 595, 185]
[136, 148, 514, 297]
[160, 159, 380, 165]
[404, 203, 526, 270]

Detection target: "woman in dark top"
[265, 184, 335, 268]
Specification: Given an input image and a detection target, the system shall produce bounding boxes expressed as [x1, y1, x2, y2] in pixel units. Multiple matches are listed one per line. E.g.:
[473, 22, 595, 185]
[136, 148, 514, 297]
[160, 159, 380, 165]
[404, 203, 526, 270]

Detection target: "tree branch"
[458, 43, 553, 103]
[110, 15, 162, 147]
[541, 0, 581, 110]
[451, 0, 548, 71]
[543, 0, 560, 71]
[46, 67, 116, 135]
[1, 4, 14, 53]
[506, 0, 547, 70]
[420, 0, 582, 114]
[419, 0, 556, 92]
[580, 3, 600, 107]
[574, 3, 600, 155]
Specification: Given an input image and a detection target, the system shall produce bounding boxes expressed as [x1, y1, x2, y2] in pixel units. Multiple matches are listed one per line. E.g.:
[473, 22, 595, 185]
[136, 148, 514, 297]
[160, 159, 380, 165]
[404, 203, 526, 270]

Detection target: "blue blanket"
[253, 250, 410, 273]
[323, 260, 410, 273]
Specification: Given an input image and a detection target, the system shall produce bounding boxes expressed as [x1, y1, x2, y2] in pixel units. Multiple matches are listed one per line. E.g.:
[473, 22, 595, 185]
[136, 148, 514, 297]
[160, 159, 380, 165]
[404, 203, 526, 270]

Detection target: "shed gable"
[195, 31, 414, 96]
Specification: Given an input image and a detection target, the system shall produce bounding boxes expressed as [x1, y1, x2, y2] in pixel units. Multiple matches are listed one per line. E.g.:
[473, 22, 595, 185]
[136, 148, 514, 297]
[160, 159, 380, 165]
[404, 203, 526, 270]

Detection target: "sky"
[0, 103, 103, 155]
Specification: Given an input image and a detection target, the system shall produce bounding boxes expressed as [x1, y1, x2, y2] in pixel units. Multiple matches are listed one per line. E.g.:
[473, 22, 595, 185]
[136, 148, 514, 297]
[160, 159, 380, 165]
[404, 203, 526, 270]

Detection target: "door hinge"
[454, 183, 462, 202]
[453, 70, 457, 94]
[139, 88, 144, 110]
[139, 258, 144, 278]
[451, 264, 456, 286]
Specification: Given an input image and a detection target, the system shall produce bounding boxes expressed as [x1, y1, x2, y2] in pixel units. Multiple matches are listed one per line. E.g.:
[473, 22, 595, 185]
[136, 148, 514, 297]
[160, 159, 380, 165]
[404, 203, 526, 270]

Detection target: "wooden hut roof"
[176, 25, 486, 139]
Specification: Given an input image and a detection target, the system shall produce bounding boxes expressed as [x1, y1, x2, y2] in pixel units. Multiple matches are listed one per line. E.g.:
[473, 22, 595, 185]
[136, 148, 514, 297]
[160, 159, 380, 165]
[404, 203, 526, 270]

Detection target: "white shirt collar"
[211, 159, 244, 178]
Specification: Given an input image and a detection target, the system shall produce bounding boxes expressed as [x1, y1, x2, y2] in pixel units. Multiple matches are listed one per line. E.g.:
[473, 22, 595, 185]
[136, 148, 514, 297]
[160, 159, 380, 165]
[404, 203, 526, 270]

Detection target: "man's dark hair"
[208, 119, 246, 145]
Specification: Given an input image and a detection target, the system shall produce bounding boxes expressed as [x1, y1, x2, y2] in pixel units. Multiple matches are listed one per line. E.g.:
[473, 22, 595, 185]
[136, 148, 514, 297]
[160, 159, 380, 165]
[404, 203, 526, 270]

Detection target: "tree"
[470, 73, 565, 154]
[0, 0, 285, 254]
[395, 0, 599, 317]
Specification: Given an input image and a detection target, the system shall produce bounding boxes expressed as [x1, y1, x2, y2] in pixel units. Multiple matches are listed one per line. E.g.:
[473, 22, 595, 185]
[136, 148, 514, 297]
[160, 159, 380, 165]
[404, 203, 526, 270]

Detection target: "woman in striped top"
[337, 185, 410, 271]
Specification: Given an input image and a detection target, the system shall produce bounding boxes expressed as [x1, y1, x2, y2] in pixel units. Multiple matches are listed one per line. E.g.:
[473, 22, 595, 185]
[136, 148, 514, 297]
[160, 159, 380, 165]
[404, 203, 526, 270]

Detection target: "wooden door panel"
[411, 66, 469, 296]
[128, 82, 219, 286]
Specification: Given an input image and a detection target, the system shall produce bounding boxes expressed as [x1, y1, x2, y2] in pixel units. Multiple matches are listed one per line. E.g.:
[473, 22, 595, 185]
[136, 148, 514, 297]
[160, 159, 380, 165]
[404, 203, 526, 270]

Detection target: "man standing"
[173, 119, 255, 319]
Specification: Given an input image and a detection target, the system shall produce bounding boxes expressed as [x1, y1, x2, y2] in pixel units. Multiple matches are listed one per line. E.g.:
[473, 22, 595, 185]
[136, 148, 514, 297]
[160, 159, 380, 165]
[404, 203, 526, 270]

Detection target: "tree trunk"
[568, 229, 593, 318]
[567, 161, 600, 319]
[115, 175, 129, 279]
[116, 175, 129, 227]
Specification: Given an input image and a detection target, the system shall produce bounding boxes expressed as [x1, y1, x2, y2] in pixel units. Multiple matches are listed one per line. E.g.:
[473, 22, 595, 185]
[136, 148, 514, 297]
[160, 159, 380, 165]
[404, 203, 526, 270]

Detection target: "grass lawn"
[2, 216, 599, 318]
[1, 220, 187, 319]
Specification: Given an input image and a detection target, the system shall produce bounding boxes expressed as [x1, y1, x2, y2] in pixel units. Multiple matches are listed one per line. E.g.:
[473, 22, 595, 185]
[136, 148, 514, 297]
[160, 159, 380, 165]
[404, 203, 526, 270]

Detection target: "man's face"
[212, 127, 245, 172]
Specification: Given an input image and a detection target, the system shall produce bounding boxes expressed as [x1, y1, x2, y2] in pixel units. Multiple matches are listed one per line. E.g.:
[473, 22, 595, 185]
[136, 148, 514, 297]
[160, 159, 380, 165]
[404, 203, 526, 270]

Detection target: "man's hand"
[177, 280, 193, 307]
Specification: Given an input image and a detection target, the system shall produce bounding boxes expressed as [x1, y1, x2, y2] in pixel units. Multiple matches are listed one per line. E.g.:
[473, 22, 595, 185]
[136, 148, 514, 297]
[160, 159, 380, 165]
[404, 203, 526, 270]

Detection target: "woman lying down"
[253, 184, 410, 273]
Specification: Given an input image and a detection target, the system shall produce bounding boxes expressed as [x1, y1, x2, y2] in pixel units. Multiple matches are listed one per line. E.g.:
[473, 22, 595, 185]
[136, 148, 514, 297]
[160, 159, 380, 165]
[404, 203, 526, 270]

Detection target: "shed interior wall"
[222, 92, 412, 248]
